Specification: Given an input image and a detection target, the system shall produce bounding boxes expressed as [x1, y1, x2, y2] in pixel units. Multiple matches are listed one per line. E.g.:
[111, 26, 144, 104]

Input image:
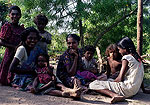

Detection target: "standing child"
[89, 37, 144, 103]
[0, 6, 24, 85]
[103, 44, 122, 81]
[33, 14, 52, 54]
[31, 54, 81, 99]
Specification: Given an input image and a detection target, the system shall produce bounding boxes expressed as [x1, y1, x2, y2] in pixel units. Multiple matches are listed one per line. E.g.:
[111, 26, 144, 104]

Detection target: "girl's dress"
[35, 67, 61, 94]
[89, 54, 144, 98]
[0, 23, 24, 85]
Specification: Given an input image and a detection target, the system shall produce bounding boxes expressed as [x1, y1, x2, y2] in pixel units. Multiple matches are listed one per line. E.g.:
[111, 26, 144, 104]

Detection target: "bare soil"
[0, 85, 150, 105]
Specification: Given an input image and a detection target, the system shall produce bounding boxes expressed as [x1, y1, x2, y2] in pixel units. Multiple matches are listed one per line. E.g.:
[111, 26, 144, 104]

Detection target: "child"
[82, 45, 98, 75]
[0, 6, 24, 85]
[89, 37, 144, 103]
[30, 54, 81, 99]
[103, 44, 122, 81]
[77, 45, 98, 82]
[33, 14, 52, 54]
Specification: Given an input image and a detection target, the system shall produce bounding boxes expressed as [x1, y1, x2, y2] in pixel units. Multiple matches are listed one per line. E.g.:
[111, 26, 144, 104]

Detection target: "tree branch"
[93, 0, 149, 47]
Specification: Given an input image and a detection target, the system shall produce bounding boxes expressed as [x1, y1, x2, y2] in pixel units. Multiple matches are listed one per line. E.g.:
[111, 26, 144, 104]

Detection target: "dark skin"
[0, 10, 21, 49]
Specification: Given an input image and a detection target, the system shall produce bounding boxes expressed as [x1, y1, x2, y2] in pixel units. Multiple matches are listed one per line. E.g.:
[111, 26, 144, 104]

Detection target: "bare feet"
[110, 96, 125, 104]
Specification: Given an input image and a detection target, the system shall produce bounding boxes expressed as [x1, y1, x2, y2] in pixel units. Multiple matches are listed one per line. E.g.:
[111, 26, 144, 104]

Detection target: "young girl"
[33, 14, 52, 54]
[100, 44, 122, 81]
[0, 6, 24, 85]
[31, 54, 81, 99]
[89, 37, 144, 103]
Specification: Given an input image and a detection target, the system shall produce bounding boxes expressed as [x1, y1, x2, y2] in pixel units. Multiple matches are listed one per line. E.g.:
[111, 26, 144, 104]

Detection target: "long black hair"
[117, 36, 142, 62]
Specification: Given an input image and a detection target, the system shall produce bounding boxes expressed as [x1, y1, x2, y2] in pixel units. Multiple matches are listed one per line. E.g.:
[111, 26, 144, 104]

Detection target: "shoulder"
[1, 22, 11, 29]
[16, 45, 26, 53]
[122, 54, 134, 62]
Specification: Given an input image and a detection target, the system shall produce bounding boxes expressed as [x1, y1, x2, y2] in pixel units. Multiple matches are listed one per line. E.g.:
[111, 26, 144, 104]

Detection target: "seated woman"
[9, 27, 44, 90]
[89, 37, 144, 103]
[56, 34, 85, 89]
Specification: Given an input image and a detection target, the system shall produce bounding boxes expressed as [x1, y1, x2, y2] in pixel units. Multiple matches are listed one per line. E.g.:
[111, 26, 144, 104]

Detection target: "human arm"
[114, 59, 128, 82]
[38, 75, 56, 91]
[9, 57, 36, 75]
[0, 39, 16, 49]
[66, 49, 78, 76]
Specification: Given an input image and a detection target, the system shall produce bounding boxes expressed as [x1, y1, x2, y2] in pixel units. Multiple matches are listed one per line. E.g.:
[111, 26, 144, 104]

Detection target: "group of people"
[0, 5, 149, 104]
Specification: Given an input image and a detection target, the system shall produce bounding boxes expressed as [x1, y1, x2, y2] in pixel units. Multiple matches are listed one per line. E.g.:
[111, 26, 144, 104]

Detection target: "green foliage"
[0, 1, 8, 27]
[4, 0, 150, 56]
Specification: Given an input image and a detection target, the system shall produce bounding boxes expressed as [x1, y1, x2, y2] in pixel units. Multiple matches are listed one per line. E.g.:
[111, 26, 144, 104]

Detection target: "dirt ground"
[0, 85, 150, 105]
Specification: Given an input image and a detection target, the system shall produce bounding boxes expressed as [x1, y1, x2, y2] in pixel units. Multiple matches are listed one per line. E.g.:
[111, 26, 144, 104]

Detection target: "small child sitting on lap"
[30, 54, 81, 99]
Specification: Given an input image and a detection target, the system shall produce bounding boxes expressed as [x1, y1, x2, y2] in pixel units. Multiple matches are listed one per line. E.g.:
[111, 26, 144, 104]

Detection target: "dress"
[36, 31, 52, 54]
[0, 23, 24, 85]
[12, 45, 44, 90]
[89, 54, 144, 98]
[56, 49, 84, 88]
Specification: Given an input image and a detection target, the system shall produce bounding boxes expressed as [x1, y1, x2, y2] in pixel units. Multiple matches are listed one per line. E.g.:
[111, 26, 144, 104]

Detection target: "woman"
[56, 34, 84, 89]
[0, 6, 24, 85]
[9, 27, 43, 90]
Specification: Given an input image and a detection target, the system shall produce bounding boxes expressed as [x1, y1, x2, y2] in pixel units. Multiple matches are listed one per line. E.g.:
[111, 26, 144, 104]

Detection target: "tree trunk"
[79, 19, 84, 48]
[137, 0, 143, 56]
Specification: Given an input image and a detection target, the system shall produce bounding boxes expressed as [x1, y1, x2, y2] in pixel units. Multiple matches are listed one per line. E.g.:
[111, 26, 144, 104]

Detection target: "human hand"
[69, 49, 78, 58]
[114, 76, 122, 82]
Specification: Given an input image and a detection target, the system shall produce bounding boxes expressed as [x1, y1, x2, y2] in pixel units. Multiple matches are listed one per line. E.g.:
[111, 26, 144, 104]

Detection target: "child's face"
[118, 47, 127, 56]
[84, 51, 94, 61]
[37, 55, 47, 68]
[36, 21, 46, 31]
[109, 50, 118, 59]
[9, 10, 21, 24]
[25, 32, 38, 48]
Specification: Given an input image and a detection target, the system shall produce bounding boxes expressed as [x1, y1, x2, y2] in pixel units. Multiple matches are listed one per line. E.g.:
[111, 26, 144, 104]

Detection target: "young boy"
[33, 14, 52, 54]
[82, 45, 98, 75]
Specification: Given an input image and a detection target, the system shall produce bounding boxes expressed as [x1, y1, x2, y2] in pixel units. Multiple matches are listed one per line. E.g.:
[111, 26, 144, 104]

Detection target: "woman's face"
[67, 37, 78, 50]
[25, 32, 38, 48]
[9, 10, 21, 24]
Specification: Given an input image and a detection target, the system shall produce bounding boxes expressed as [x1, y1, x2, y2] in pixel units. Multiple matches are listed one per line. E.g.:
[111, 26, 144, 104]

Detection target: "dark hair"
[33, 14, 48, 25]
[20, 27, 40, 44]
[36, 53, 49, 67]
[105, 44, 122, 60]
[84, 45, 96, 54]
[66, 34, 80, 43]
[117, 36, 141, 62]
[9, 6, 21, 15]
[105, 44, 118, 57]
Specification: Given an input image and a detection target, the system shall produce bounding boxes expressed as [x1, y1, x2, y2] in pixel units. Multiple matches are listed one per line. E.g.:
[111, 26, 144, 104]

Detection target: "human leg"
[95, 89, 125, 103]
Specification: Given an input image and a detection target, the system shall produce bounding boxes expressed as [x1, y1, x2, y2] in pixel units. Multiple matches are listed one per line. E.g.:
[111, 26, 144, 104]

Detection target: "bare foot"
[110, 96, 125, 104]
[63, 88, 82, 99]
[30, 88, 37, 94]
